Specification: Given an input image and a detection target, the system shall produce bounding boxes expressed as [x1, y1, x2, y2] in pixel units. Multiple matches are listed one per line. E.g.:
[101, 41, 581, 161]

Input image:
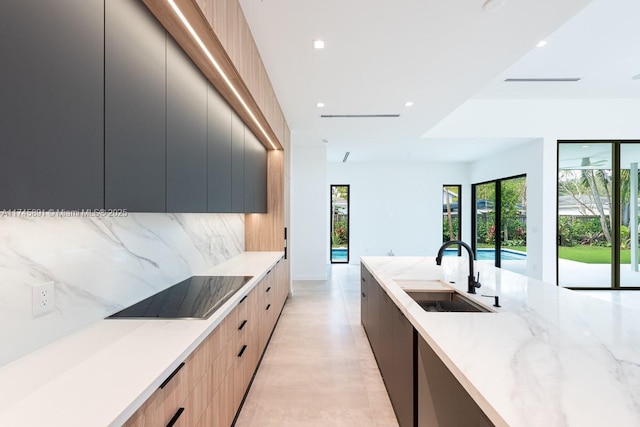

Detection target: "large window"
[330, 185, 349, 263]
[442, 185, 461, 243]
[558, 141, 640, 288]
[472, 175, 527, 274]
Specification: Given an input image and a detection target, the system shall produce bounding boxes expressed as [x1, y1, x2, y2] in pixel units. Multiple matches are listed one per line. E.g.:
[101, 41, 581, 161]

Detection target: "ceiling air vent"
[504, 78, 581, 82]
[321, 114, 400, 118]
[343, 152, 350, 163]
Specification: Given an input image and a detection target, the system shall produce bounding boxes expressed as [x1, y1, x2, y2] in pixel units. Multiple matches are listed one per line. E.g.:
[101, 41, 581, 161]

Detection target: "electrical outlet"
[32, 281, 55, 318]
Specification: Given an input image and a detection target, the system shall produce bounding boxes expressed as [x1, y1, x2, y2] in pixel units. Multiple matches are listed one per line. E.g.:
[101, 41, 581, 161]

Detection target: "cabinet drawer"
[124, 361, 190, 426]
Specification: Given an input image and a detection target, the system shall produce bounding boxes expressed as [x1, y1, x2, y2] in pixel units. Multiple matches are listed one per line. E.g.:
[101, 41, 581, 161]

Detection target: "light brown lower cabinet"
[124, 257, 288, 427]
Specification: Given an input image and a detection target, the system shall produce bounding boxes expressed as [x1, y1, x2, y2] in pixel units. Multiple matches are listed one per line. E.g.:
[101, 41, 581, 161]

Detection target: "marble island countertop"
[0, 251, 284, 427]
[361, 256, 640, 427]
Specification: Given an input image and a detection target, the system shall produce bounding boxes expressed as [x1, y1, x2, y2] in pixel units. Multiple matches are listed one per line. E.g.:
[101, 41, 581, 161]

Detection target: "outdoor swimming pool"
[331, 248, 348, 261]
[444, 248, 526, 260]
[331, 248, 526, 262]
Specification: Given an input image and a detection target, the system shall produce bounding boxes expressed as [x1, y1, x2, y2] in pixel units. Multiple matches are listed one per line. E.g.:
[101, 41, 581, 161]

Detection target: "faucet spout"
[435, 240, 481, 294]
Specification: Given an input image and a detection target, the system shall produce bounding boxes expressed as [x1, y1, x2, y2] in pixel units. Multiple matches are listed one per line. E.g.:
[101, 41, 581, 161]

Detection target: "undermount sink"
[392, 278, 494, 312]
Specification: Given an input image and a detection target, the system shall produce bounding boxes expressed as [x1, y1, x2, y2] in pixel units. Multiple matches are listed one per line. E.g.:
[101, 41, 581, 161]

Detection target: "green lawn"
[559, 245, 630, 264]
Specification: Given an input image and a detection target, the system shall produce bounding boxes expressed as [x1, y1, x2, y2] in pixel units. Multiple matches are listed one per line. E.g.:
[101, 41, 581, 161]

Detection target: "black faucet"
[435, 240, 481, 294]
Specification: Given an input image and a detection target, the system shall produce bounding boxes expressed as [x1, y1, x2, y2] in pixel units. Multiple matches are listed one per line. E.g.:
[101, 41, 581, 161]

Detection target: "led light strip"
[167, 0, 278, 150]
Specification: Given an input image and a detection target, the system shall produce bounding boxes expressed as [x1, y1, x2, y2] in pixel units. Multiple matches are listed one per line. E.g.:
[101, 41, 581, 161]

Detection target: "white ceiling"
[238, 0, 638, 163]
[475, 0, 640, 100]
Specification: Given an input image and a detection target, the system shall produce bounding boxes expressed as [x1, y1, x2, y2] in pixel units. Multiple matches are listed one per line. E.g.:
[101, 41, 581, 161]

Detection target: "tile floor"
[235, 264, 399, 427]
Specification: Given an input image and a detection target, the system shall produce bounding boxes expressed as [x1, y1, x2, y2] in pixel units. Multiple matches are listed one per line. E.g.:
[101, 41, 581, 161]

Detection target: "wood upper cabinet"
[207, 86, 233, 212]
[166, 34, 208, 213]
[0, 0, 104, 209]
[105, 0, 166, 212]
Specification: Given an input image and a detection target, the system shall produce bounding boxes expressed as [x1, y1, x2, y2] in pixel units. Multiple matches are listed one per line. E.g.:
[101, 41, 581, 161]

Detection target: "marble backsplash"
[0, 213, 244, 367]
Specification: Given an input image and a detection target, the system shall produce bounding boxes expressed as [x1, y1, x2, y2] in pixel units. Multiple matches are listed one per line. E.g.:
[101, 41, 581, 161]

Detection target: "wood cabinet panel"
[123, 361, 189, 427]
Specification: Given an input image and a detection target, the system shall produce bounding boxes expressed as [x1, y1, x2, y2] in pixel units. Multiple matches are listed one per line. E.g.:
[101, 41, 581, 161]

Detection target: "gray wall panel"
[0, 0, 104, 209]
[105, 0, 166, 211]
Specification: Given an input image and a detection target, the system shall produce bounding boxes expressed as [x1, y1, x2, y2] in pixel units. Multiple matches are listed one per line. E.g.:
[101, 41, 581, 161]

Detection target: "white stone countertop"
[361, 256, 640, 427]
[0, 251, 284, 427]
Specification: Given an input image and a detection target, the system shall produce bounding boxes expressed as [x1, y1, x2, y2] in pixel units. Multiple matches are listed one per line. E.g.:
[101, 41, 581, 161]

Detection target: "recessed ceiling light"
[633, 74, 640, 80]
[536, 40, 547, 48]
[405, 101, 414, 107]
[322, 138, 328, 143]
[582, 145, 590, 148]
[316, 102, 325, 108]
[482, 0, 505, 12]
[313, 40, 325, 49]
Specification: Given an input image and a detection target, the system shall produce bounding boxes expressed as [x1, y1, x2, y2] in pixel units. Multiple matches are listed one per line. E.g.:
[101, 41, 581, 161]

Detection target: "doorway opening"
[331, 185, 350, 263]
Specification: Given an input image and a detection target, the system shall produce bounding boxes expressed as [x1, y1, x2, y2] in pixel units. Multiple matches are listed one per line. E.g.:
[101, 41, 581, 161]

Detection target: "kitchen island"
[362, 256, 640, 427]
[0, 252, 286, 426]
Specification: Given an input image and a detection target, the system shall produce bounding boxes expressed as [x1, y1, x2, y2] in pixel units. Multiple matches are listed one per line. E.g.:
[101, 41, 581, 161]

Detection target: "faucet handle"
[475, 272, 481, 288]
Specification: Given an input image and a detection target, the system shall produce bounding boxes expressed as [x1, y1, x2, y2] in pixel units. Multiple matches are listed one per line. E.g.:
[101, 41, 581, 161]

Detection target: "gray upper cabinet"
[166, 36, 208, 213]
[207, 86, 233, 212]
[244, 129, 268, 213]
[231, 115, 245, 213]
[0, 0, 269, 214]
[105, 0, 166, 212]
[0, 0, 104, 209]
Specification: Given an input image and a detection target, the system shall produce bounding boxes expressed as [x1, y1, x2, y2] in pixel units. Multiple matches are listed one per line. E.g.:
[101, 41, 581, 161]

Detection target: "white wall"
[0, 213, 244, 367]
[327, 162, 470, 264]
[291, 144, 328, 280]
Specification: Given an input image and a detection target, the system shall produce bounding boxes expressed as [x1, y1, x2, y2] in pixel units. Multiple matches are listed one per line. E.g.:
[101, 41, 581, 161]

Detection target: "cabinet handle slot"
[239, 295, 248, 304]
[238, 320, 247, 330]
[159, 362, 185, 389]
[266, 304, 271, 311]
[266, 286, 271, 293]
[238, 345, 247, 357]
[166, 407, 184, 427]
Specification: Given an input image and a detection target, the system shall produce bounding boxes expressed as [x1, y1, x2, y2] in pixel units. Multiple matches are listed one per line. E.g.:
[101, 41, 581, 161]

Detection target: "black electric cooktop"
[108, 276, 252, 319]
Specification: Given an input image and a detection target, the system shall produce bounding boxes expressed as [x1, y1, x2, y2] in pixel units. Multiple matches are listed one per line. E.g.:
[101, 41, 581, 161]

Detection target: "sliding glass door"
[557, 141, 640, 289]
[620, 144, 640, 287]
[499, 176, 527, 274]
[473, 176, 527, 274]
